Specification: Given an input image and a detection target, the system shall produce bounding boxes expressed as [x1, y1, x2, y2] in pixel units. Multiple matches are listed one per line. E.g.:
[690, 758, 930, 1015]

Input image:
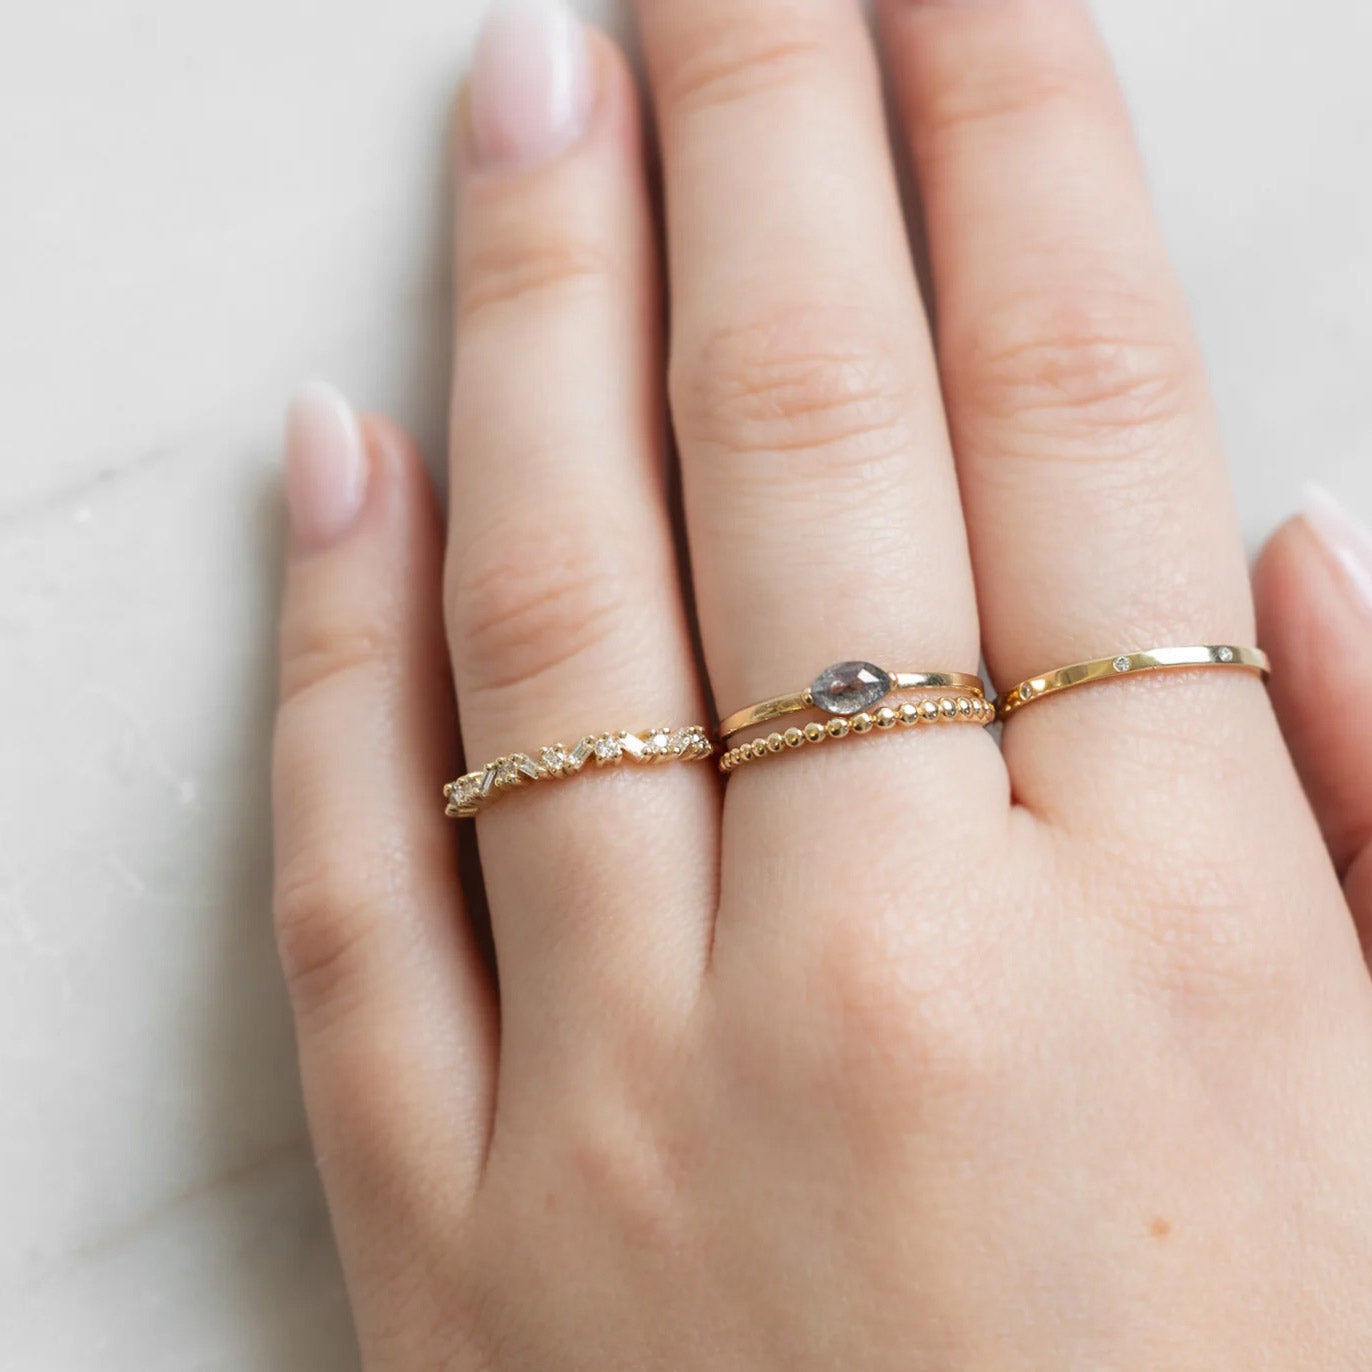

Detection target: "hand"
[270, 1, 1372, 1366]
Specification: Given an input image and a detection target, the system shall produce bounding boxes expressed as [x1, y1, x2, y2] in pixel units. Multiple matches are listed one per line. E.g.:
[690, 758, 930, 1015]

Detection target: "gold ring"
[444, 725, 713, 818]
[720, 694, 994, 774]
[718, 660, 986, 740]
[998, 645, 1270, 720]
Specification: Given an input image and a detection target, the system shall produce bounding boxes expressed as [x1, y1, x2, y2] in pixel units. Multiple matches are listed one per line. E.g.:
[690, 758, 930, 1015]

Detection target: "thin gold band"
[720, 695, 995, 774]
[444, 725, 713, 818]
[719, 662, 986, 740]
[998, 645, 1270, 720]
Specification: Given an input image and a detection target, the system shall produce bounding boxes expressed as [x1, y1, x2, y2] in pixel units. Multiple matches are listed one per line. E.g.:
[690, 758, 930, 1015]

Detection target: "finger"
[881, 0, 1261, 782]
[447, 9, 715, 1051]
[273, 388, 497, 1341]
[637, 0, 984, 746]
[1255, 493, 1372, 922]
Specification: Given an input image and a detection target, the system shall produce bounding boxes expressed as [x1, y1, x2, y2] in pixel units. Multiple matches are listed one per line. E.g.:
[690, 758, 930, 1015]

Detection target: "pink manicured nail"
[469, 0, 592, 170]
[1304, 484, 1372, 614]
[285, 381, 368, 551]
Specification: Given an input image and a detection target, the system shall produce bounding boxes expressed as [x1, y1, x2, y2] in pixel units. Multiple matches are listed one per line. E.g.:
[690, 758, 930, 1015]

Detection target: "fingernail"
[1304, 484, 1372, 613]
[285, 381, 368, 551]
[468, 0, 592, 170]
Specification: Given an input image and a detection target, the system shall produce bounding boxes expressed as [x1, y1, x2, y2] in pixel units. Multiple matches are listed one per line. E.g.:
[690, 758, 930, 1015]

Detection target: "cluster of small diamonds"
[718, 696, 994, 774]
[445, 726, 713, 817]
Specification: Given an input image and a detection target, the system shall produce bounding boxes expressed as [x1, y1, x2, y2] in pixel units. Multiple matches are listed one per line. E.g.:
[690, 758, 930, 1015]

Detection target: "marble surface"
[1, 0, 1369, 1366]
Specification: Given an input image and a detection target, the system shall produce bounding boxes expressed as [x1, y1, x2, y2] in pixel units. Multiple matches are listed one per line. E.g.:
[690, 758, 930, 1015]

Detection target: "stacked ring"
[720, 693, 994, 774]
[718, 660, 986, 740]
[718, 660, 992, 774]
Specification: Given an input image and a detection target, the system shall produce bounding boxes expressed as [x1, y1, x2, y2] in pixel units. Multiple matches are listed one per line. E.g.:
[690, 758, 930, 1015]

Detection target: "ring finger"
[882, 0, 1271, 809]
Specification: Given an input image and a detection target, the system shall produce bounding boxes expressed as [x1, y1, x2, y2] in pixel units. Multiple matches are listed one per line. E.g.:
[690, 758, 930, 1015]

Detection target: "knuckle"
[819, 915, 1008, 1109]
[917, 63, 1082, 151]
[273, 858, 381, 1019]
[457, 234, 612, 329]
[279, 617, 394, 712]
[958, 290, 1202, 452]
[655, 24, 829, 120]
[552, 1104, 687, 1255]
[446, 516, 631, 698]
[673, 307, 915, 491]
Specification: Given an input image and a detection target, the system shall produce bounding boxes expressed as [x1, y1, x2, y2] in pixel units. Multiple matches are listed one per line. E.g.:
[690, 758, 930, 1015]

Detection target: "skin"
[271, 1, 1372, 1367]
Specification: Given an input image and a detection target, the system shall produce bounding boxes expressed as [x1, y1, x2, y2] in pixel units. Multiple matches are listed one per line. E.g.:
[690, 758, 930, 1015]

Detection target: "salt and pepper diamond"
[810, 661, 893, 717]
[1113, 656, 1132, 674]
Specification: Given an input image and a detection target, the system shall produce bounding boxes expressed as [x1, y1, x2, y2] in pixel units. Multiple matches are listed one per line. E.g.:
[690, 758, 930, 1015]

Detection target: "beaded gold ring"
[719, 694, 994, 775]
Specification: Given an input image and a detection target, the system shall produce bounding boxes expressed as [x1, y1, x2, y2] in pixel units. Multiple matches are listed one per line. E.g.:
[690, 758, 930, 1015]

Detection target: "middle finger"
[637, 0, 982, 739]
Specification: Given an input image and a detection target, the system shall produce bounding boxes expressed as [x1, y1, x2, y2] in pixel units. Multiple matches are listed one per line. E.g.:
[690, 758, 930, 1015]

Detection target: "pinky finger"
[1255, 489, 1372, 940]
[273, 385, 496, 1348]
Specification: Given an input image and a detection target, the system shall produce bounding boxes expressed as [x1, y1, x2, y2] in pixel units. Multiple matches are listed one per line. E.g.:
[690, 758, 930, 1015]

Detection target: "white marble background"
[1, 0, 1368, 1366]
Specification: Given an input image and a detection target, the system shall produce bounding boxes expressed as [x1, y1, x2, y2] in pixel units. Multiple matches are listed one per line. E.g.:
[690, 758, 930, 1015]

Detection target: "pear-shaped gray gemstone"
[810, 661, 892, 715]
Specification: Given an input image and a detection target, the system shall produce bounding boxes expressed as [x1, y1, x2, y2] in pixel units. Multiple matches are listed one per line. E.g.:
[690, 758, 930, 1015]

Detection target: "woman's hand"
[271, 1, 1372, 1366]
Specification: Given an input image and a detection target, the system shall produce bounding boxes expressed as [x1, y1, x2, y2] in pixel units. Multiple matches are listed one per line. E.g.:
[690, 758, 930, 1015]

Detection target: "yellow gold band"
[998, 645, 1270, 721]
[445, 725, 713, 818]
[719, 661, 986, 740]
[720, 695, 994, 774]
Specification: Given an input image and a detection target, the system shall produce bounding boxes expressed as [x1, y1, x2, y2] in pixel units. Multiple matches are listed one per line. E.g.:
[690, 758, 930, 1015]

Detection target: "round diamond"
[594, 735, 623, 763]
[1113, 656, 1132, 674]
[810, 661, 892, 716]
[1217, 646, 1234, 663]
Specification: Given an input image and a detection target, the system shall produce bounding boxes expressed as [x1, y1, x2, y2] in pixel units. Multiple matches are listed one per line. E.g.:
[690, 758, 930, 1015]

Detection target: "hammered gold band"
[444, 726, 713, 818]
[998, 645, 1270, 720]
[719, 661, 986, 740]
[720, 695, 995, 774]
